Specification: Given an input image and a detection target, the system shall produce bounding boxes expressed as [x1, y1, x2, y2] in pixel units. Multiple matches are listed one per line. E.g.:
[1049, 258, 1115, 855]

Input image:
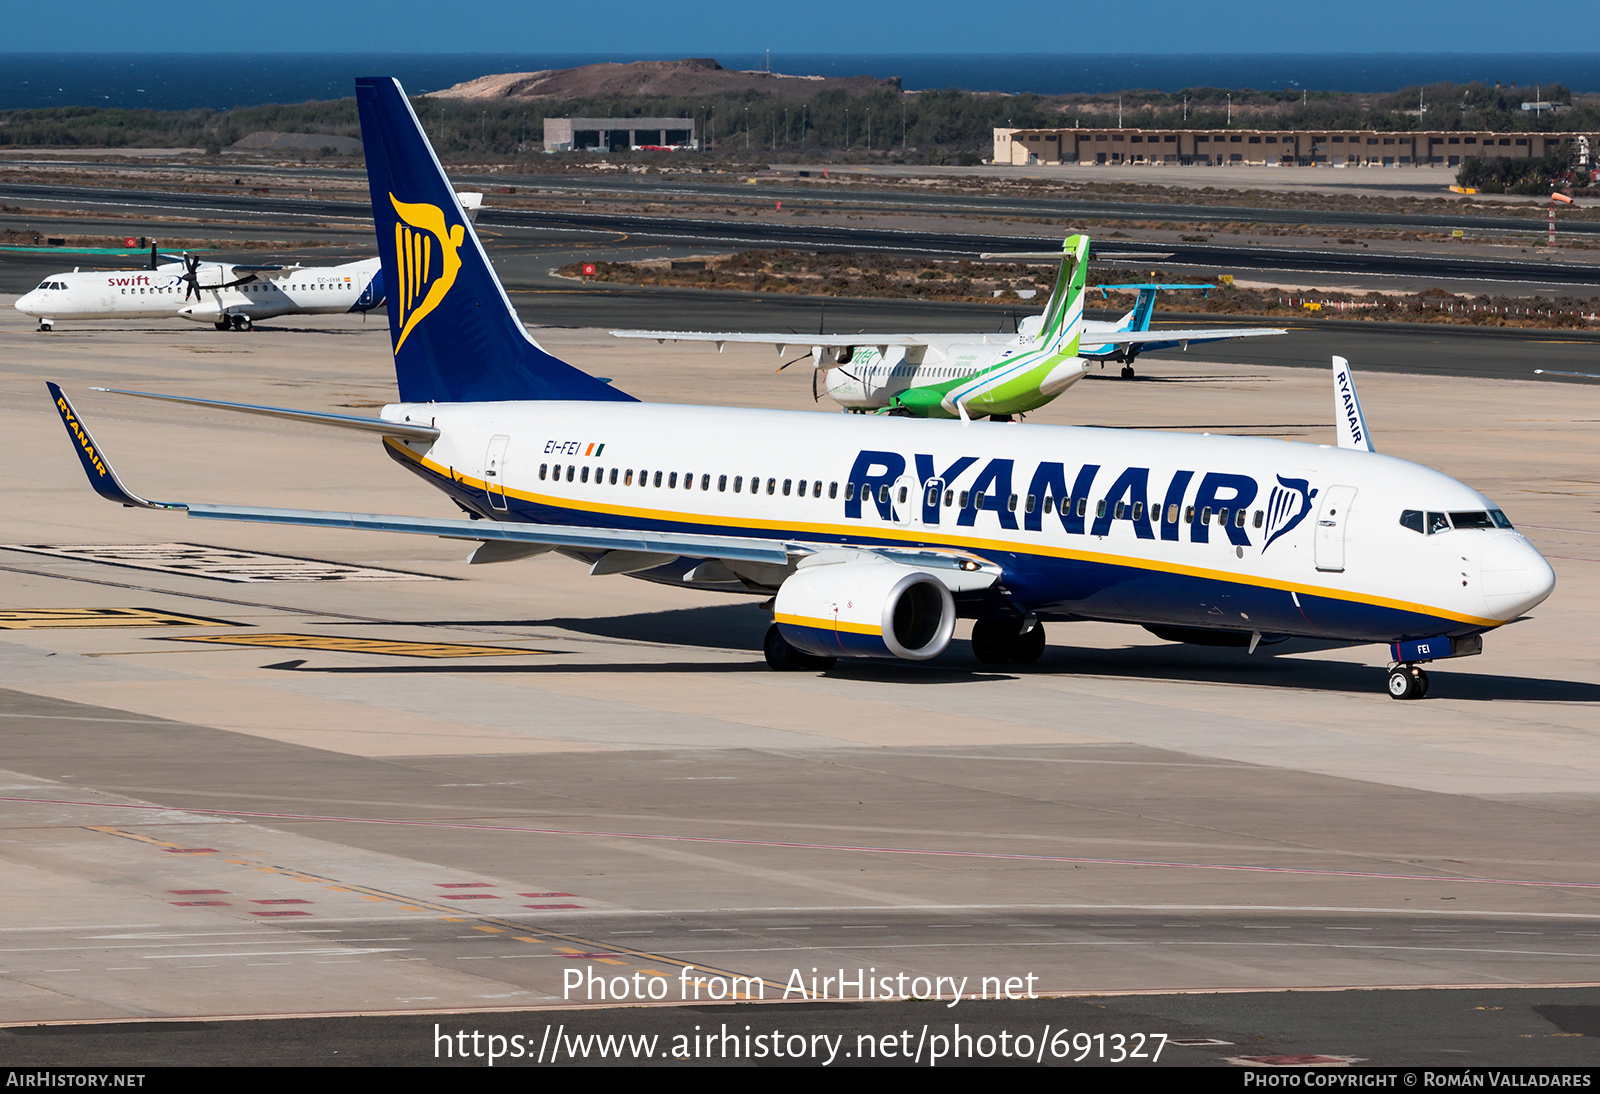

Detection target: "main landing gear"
[217, 315, 252, 332]
[1387, 663, 1430, 701]
[1120, 365, 1137, 379]
[763, 624, 836, 672]
[970, 617, 1046, 665]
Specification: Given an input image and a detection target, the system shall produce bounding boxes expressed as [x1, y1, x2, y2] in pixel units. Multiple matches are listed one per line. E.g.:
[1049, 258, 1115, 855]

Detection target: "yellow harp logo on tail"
[389, 193, 466, 352]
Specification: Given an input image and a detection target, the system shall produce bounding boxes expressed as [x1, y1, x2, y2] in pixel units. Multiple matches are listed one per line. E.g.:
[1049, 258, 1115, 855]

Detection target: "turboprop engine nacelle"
[178, 303, 224, 323]
[774, 555, 956, 661]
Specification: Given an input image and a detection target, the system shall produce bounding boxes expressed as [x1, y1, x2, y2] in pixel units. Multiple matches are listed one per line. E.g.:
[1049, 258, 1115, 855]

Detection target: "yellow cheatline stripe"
[0, 608, 234, 629]
[775, 612, 881, 636]
[165, 634, 553, 658]
[385, 441, 1502, 629]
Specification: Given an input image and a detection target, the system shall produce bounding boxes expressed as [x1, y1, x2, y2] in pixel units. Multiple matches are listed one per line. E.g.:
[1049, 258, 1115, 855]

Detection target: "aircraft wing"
[48, 383, 793, 567]
[1087, 327, 1285, 345]
[1079, 327, 1285, 353]
[611, 330, 932, 352]
[49, 382, 1007, 590]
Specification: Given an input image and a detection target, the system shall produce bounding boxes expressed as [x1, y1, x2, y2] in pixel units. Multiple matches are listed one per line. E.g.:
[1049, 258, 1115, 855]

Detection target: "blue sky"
[4, 1, 1599, 54]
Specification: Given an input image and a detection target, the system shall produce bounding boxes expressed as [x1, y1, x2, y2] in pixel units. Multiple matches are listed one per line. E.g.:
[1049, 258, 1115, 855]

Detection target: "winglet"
[1332, 356, 1375, 452]
[46, 383, 181, 509]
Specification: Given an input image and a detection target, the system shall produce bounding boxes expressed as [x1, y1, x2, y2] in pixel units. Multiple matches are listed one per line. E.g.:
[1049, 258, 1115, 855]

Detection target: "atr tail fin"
[1031, 234, 1090, 354]
[354, 77, 633, 404]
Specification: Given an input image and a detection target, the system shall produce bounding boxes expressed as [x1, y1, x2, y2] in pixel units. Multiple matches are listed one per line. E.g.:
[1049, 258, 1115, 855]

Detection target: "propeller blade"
[812, 369, 819, 402]
[776, 352, 811, 372]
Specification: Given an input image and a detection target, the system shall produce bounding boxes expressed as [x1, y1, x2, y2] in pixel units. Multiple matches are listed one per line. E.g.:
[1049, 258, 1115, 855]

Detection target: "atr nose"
[1481, 533, 1556, 619]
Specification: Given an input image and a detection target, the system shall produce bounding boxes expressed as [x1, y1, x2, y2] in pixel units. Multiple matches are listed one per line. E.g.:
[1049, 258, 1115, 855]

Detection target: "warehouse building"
[544, 117, 698, 153]
[993, 127, 1581, 167]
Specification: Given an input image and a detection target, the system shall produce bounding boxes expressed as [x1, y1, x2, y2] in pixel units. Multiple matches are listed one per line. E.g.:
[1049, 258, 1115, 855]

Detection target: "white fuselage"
[15, 258, 382, 325]
[378, 399, 1554, 643]
[820, 314, 1141, 410]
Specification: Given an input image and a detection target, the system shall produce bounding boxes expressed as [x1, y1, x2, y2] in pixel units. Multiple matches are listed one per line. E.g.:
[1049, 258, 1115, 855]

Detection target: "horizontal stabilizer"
[92, 387, 440, 441]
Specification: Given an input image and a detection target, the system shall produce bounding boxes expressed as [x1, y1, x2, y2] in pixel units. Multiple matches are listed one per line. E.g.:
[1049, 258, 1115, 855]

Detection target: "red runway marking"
[15, 795, 1600, 892]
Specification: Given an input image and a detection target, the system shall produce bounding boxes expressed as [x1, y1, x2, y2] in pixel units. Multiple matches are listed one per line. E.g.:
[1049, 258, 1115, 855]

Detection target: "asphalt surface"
[4, 988, 1598, 1066]
[5, 181, 1600, 290]
[6, 161, 1597, 235]
[2, 307, 1598, 1069]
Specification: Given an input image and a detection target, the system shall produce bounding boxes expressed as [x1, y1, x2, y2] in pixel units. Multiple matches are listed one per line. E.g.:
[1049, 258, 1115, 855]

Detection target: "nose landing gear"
[1387, 663, 1430, 700]
[37, 318, 54, 332]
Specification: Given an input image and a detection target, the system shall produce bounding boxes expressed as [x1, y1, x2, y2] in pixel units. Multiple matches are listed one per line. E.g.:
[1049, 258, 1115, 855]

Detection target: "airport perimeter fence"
[1278, 297, 1600, 321]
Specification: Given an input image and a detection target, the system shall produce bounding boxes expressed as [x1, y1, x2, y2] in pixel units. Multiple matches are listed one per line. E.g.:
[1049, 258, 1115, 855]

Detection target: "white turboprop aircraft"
[610, 247, 1283, 418]
[17, 252, 384, 332]
[15, 193, 483, 332]
[47, 77, 1554, 700]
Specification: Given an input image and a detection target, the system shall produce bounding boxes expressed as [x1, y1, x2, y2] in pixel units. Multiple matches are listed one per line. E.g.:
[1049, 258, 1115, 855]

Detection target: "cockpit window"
[1449, 511, 1496, 530]
[37, 281, 52, 290]
[1399, 510, 1424, 534]
[1489, 509, 1514, 530]
[1427, 512, 1450, 535]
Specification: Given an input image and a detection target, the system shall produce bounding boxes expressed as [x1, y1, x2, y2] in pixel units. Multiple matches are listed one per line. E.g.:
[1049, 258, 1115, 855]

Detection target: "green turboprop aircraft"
[612, 234, 1283, 420]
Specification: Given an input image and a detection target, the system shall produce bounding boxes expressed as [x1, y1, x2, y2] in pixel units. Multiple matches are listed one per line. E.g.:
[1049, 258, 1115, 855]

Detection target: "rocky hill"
[428, 57, 899, 102]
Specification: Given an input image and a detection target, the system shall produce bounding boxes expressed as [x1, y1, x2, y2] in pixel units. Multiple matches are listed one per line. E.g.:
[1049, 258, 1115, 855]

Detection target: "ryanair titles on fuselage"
[841, 449, 1313, 552]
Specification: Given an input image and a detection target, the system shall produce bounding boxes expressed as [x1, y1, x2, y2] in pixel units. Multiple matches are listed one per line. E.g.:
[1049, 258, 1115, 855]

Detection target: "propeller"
[181, 254, 202, 300]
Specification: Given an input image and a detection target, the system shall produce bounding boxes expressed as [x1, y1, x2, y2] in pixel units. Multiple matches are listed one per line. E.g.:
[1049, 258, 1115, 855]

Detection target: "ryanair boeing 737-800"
[46, 77, 1554, 700]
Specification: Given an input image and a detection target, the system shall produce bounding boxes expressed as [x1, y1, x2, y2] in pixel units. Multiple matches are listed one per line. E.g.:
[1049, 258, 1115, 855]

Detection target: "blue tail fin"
[354, 77, 633, 404]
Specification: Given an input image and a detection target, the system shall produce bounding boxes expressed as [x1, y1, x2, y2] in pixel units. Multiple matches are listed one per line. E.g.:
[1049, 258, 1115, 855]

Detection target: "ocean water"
[2, 53, 1598, 111]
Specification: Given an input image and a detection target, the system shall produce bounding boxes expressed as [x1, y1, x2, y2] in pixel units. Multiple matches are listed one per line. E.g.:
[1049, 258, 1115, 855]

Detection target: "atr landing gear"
[1120, 365, 1136, 379]
[37, 318, 53, 332]
[970, 617, 1046, 665]
[1387, 664, 1430, 700]
[763, 624, 835, 672]
[230, 315, 252, 332]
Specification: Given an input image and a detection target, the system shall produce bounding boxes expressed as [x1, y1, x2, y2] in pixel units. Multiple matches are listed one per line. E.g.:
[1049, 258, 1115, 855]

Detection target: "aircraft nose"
[15, 292, 36, 312]
[1480, 533, 1556, 619]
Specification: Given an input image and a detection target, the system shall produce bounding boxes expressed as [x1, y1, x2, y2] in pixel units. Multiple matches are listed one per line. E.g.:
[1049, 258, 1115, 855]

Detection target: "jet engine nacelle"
[774, 556, 956, 661]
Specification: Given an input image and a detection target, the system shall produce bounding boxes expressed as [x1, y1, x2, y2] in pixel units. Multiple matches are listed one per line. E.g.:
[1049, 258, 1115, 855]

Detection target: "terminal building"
[543, 117, 699, 153]
[993, 127, 1580, 167]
